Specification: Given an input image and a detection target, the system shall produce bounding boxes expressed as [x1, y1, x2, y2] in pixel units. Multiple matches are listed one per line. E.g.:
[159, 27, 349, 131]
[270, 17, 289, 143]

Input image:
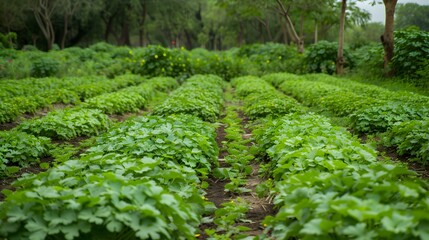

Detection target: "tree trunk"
[266, 16, 273, 41]
[139, 0, 147, 46]
[381, 0, 398, 76]
[336, 0, 347, 75]
[33, 0, 56, 50]
[61, 13, 69, 49]
[279, 15, 289, 44]
[276, 0, 304, 53]
[314, 22, 318, 43]
[237, 21, 244, 46]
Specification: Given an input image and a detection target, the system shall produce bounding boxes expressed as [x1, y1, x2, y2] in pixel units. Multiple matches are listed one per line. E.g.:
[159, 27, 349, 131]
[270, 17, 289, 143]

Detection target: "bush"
[128, 45, 192, 81]
[392, 28, 429, 78]
[305, 41, 354, 75]
[30, 57, 60, 78]
[353, 44, 384, 77]
[236, 43, 304, 74]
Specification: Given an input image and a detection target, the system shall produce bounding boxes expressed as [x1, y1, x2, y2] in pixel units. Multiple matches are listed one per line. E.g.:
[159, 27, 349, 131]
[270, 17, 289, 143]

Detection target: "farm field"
[0, 68, 428, 239]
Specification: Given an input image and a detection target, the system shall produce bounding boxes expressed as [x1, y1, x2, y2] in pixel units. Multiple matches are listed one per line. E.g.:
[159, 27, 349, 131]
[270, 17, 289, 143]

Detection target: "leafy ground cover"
[0, 131, 52, 177]
[153, 74, 224, 122]
[0, 73, 230, 239]
[0, 74, 145, 124]
[16, 108, 110, 140]
[254, 113, 429, 239]
[0, 109, 220, 239]
[232, 76, 305, 119]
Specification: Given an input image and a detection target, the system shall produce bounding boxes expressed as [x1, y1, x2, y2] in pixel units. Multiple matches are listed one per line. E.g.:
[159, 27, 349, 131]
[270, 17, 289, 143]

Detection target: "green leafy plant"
[153, 74, 224, 122]
[383, 118, 429, 163]
[30, 57, 60, 78]
[0, 131, 52, 176]
[305, 40, 354, 74]
[252, 113, 429, 239]
[17, 108, 110, 140]
[392, 28, 429, 78]
[205, 198, 251, 239]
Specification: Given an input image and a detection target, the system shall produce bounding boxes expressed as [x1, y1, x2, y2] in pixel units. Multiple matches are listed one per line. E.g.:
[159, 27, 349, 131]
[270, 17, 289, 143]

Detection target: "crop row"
[305, 73, 429, 107]
[263, 73, 429, 163]
[0, 74, 145, 124]
[254, 113, 429, 239]
[263, 72, 429, 133]
[0, 74, 225, 239]
[0, 76, 178, 177]
[153, 74, 224, 122]
[232, 76, 429, 239]
[231, 76, 304, 119]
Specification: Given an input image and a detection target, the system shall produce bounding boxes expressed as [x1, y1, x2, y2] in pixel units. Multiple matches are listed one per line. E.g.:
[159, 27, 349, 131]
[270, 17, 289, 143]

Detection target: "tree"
[30, 0, 59, 50]
[381, 0, 398, 75]
[395, 3, 429, 31]
[276, 0, 304, 53]
[60, 0, 81, 49]
[336, 0, 347, 74]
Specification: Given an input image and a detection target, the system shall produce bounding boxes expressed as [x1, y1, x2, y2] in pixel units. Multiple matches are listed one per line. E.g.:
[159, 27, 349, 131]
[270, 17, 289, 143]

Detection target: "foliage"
[30, 57, 60, 78]
[268, 73, 429, 133]
[0, 131, 51, 176]
[305, 41, 354, 74]
[395, 3, 429, 31]
[383, 118, 429, 163]
[392, 29, 429, 79]
[351, 103, 429, 133]
[82, 91, 147, 115]
[232, 76, 304, 119]
[192, 50, 243, 81]
[130, 45, 193, 80]
[352, 43, 384, 77]
[153, 74, 224, 122]
[0, 32, 17, 49]
[206, 198, 251, 238]
[0, 112, 220, 239]
[87, 114, 219, 174]
[253, 113, 429, 239]
[236, 43, 304, 74]
[17, 108, 110, 140]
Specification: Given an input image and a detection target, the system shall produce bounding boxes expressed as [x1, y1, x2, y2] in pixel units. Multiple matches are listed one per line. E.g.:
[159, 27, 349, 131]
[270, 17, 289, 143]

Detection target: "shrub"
[30, 57, 60, 78]
[305, 41, 354, 74]
[392, 28, 429, 78]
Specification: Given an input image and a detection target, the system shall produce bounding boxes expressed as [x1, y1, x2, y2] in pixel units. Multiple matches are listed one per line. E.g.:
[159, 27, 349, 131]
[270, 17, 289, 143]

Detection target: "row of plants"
[263, 73, 429, 133]
[305, 73, 429, 107]
[231, 76, 305, 119]
[0, 74, 145, 124]
[383, 118, 429, 164]
[263, 73, 429, 164]
[0, 115, 219, 239]
[80, 77, 178, 115]
[213, 104, 254, 195]
[252, 113, 429, 239]
[153, 74, 224, 122]
[0, 76, 177, 177]
[0, 73, 228, 238]
[0, 131, 52, 177]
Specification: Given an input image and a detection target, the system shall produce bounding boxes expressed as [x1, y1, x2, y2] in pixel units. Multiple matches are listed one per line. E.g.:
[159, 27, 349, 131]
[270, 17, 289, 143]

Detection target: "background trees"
[0, 0, 374, 50]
